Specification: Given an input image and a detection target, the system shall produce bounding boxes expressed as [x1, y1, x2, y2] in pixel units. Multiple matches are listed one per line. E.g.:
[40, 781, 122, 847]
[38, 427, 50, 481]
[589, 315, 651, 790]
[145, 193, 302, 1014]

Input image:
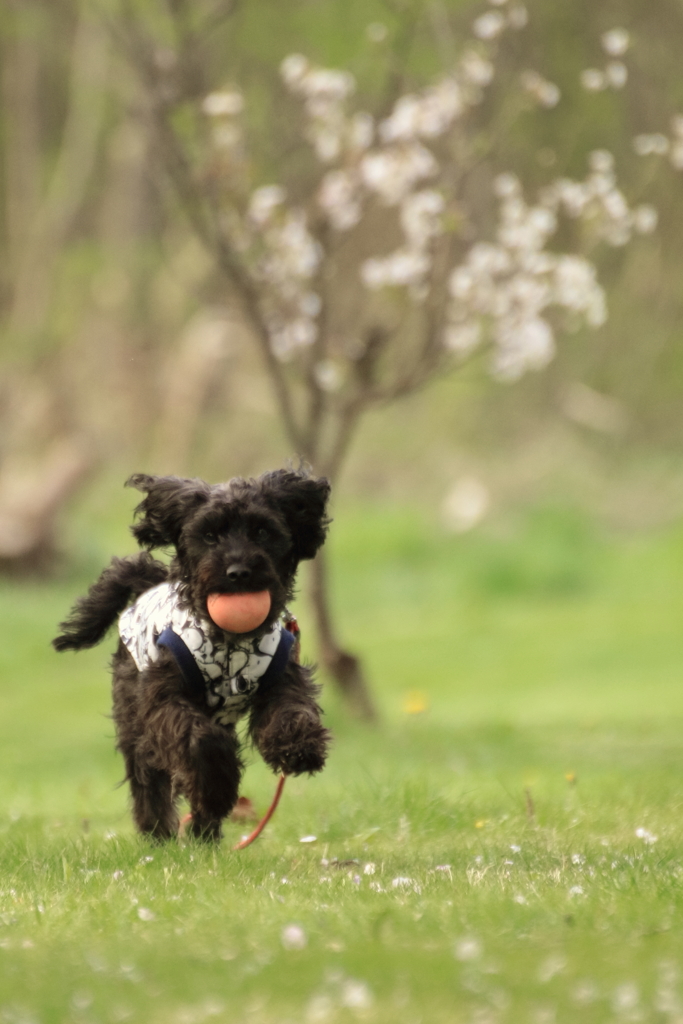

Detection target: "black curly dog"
[53, 468, 331, 841]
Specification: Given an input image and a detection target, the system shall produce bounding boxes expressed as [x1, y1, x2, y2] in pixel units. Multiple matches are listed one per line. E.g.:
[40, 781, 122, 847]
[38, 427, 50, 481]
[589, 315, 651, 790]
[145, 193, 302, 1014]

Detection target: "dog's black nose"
[226, 563, 251, 584]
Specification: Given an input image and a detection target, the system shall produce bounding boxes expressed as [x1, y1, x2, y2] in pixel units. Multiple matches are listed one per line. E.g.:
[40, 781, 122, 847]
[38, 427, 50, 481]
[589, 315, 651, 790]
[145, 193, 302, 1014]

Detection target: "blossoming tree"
[113, 0, 658, 718]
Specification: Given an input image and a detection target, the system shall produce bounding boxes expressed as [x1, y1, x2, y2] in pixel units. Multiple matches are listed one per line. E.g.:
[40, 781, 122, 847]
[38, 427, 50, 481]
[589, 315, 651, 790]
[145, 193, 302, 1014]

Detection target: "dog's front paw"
[259, 710, 330, 777]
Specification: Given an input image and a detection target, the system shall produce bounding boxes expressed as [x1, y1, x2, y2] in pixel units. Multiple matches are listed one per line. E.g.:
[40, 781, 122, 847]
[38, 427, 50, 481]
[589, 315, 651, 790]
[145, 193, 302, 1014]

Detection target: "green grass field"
[2, 500, 683, 1023]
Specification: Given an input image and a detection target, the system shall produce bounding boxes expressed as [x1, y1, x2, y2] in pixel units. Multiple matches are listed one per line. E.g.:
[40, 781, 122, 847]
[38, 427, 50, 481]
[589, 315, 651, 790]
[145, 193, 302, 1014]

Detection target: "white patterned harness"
[119, 581, 293, 725]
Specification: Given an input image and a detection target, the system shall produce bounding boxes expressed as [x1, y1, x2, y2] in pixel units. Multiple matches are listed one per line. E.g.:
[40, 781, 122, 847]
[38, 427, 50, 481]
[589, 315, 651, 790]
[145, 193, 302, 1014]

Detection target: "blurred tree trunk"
[0, 1, 108, 572]
[309, 546, 378, 721]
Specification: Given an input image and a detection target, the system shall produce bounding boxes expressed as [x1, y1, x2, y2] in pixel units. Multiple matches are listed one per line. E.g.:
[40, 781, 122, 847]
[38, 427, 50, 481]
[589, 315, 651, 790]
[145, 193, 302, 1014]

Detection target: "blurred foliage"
[2, 0, 683, 497]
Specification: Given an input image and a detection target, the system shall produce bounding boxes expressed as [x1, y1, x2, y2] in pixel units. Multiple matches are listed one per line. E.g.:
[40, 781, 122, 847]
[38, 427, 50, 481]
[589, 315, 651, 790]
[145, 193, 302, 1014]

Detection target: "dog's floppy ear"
[126, 474, 210, 549]
[259, 469, 331, 561]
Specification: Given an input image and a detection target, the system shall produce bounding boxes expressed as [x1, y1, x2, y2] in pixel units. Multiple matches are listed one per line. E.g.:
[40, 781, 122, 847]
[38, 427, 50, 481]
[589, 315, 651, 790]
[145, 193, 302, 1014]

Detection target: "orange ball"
[206, 591, 271, 634]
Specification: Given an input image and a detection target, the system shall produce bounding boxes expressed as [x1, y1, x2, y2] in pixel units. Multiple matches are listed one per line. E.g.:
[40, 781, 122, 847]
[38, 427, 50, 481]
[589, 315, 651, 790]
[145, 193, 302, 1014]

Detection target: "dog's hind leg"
[182, 725, 243, 842]
[122, 750, 178, 840]
[131, 769, 178, 840]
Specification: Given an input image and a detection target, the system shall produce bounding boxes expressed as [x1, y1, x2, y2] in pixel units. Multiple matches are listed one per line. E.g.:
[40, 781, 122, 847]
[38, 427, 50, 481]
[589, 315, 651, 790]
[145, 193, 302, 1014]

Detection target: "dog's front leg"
[249, 662, 331, 776]
[138, 655, 243, 841]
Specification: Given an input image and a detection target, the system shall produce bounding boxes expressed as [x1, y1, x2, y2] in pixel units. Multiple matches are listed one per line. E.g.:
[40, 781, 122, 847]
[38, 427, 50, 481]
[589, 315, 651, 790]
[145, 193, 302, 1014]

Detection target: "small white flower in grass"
[538, 954, 566, 983]
[299, 835, 317, 844]
[568, 886, 584, 897]
[635, 827, 658, 844]
[391, 877, 413, 889]
[369, 881, 385, 892]
[307, 992, 334, 1022]
[455, 937, 482, 962]
[281, 924, 307, 950]
[571, 853, 585, 866]
[601, 27, 630, 57]
[341, 979, 373, 1010]
[513, 894, 527, 904]
[363, 863, 376, 875]
[612, 982, 639, 1013]
[572, 979, 599, 1005]
[581, 69, 606, 91]
[473, 11, 505, 39]
[137, 907, 155, 921]
[606, 62, 628, 88]
[442, 477, 489, 533]
[202, 91, 244, 117]
[510, 844, 521, 853]
[112, 870, 124, 880]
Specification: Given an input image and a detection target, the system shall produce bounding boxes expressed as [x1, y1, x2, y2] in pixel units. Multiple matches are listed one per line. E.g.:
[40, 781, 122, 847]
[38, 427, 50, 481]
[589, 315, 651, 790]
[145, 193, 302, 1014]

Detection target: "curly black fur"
[53, 467, 332, 841]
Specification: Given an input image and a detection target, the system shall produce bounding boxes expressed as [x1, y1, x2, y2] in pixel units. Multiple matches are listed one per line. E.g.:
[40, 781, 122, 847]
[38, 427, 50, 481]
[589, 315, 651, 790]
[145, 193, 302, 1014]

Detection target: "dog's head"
[126, 468, 330, 636]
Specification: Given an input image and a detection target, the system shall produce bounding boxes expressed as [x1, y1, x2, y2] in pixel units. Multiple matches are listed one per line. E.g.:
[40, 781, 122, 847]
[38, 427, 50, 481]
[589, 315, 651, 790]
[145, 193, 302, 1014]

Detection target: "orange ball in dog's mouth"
[206, 591, 271, 634]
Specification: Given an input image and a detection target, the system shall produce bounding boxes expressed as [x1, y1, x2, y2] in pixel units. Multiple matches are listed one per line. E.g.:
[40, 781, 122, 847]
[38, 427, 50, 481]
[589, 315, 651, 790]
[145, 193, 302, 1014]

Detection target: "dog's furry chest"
[119, 581, 282, 725]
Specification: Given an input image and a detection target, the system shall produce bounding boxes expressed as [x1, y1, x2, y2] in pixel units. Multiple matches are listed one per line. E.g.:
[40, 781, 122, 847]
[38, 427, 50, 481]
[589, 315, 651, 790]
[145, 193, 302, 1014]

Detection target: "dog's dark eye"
[203, 531, 218, 546]
[256, 527, 269, 543]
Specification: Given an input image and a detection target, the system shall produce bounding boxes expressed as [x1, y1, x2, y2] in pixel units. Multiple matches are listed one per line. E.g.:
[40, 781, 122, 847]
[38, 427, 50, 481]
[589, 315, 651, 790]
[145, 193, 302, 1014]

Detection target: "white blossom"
[280, 54, 309, 89]
[460, 50, 494, 87]
[379, 79, 464, 143]
[581, 69, 606, 92]
[521, 71, 561, 108]
[507, 4, 528, 29]
[314, 360, 342, 391]
[473, 11, 505, 39]
[350, 112, 374, 150]
[318, 169, 362, 230]
[248, 185, 286, 226]
[601, 27, 630, 56]
[444, 321, 482, 355]
[360, 143, 438, 204]
[633, 133, 670, 156]
[605, 62, 628, 88]
[361, 249, 430, 288]
[202, 90, 244, 117]
[400, 190, 445, 248]
[589, 149, 614, 173]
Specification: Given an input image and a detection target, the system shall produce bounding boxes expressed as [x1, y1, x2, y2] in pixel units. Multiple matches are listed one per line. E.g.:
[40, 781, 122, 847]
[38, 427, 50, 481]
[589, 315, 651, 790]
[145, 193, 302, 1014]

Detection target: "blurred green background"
[3, 1, 683, 1021]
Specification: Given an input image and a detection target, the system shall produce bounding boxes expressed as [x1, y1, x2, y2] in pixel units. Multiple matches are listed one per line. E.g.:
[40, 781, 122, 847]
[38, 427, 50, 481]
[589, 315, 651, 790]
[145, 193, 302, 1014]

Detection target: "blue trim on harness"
[156, 625, 295, 700]
[157, 627, 206, 698]
[260, 627, 295, 687]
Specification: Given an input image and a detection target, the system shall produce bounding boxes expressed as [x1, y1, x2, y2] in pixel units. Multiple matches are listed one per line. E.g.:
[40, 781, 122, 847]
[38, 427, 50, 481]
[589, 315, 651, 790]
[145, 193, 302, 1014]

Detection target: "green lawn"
[2, 501, 683, 1023]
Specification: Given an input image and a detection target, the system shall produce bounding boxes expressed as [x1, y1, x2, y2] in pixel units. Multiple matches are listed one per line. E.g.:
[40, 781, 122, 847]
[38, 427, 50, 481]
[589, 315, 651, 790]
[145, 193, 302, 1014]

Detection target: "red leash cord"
[177, 774, 287, 846]
[233, 774, 286, 850]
